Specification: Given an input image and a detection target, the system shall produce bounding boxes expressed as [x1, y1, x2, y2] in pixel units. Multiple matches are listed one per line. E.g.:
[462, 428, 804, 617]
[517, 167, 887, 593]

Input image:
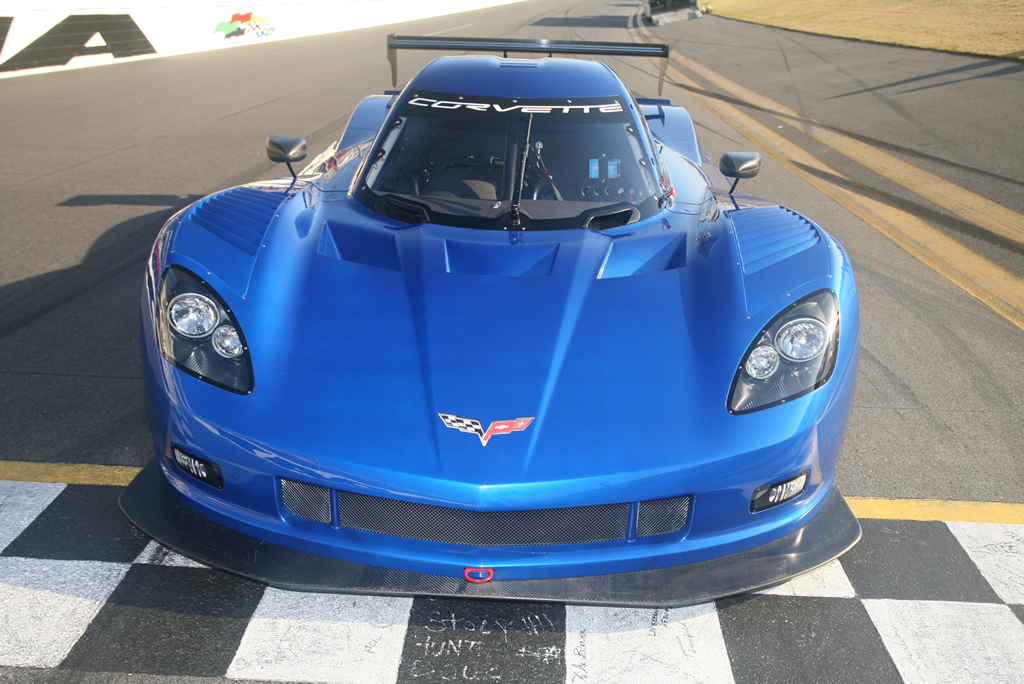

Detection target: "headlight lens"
[728, 290, 839, 414]
[775, 318, 827, 361]
[168, 294, 219, 337]
[744, 345, 779, 379]
[157, 266, 253, 393]
[211, 325, 243, 358]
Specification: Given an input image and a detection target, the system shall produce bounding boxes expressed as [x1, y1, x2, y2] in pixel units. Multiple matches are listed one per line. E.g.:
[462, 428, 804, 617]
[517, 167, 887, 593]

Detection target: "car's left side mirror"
[267, 136, 307, 180]
[719, 152, 761, 194]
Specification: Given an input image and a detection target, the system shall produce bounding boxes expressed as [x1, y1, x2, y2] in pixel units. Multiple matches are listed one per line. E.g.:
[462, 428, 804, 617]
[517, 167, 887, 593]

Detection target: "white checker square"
[0, 480, 65, 553]
[0, 557, 129, 668]
[863, 599, 1024, 684]
[945, 521, 1024, 604]
[133, 540, 208, 568]
[564, 603, 734, 684]
[227, 589, 413, 683]
[758, 558, 856, 597]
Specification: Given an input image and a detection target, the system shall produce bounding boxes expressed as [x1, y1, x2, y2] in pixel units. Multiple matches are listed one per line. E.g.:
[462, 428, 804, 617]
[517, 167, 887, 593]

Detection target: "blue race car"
[121, 36, 861, 606]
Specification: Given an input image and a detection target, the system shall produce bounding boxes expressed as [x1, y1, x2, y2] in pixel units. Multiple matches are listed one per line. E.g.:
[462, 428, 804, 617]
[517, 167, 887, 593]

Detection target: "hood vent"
[730, 205, 820, 274]
[320, 221, 402, 271]
[445, 239, 558, 277]
[189, 186, 288, 256]
[598, 233, 686, 279]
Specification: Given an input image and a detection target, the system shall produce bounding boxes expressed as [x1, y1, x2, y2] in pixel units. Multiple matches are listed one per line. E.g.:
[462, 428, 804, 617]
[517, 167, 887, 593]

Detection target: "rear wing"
[387, 35, 671, 95]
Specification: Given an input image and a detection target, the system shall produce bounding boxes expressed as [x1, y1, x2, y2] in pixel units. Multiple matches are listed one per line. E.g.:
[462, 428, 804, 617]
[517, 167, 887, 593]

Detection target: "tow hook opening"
[464, 567, 494, 583]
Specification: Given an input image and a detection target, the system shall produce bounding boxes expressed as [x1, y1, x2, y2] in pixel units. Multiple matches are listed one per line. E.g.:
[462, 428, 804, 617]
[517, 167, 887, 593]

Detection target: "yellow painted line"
[627, 23, 1024, 330]
[847, 496, 1024, 524]
[0, 460, 141, 486]
[636, 22, 1024, 249]
[662, 60, 1024, 329]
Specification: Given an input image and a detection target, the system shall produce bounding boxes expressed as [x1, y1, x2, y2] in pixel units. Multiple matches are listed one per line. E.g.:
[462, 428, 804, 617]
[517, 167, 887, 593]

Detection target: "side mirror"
[266, 136, 307, 180]
[719, 152, 761, 194]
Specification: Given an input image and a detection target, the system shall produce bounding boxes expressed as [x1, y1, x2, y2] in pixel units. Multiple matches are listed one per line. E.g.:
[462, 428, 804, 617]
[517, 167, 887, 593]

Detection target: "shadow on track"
[0, 195, 201, 339]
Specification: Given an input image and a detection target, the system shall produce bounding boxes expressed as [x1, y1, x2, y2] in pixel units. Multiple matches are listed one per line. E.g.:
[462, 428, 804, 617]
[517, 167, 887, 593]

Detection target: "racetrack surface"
[0, 0, 1023, 679]
[1, 477, 1023, 683]
[2, 0, 1022, 503]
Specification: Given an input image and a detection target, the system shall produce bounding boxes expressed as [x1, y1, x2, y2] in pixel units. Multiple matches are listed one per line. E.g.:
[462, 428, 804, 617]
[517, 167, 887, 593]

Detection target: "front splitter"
[120, 458, 861, 607]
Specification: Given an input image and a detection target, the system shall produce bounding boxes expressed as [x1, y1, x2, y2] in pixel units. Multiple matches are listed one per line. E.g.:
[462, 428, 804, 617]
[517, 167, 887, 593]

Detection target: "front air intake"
[281, 479, 332, 524]
[337, 491, 631, 546]
[280, 478, 692, 547]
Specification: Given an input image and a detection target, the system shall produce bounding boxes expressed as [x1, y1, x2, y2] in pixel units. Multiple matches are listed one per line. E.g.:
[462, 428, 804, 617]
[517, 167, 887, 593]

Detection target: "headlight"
[775, 319, 827, 361]
[211, 325, 243, 358]
[744, 345, 779, 379]
[157, 266, 254, 394]
[728, 290, 839, 414]
[168, 294, 219, 337]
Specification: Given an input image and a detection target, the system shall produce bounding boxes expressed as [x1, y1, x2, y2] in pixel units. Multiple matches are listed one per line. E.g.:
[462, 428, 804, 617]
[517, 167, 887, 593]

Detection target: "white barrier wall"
[0, 0, 524, 78]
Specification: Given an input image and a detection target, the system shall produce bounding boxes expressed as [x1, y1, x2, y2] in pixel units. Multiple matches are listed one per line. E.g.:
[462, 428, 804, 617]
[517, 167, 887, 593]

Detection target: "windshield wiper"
[508, 114, 533, 230]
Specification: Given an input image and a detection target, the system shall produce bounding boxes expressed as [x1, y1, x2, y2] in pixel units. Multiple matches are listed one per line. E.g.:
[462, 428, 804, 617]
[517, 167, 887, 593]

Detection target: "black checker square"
[399, 597, 567, 684]
[841, 519, 1002, 602]
[1011, 604, 1024, 625]
[716, 594, 902, 684]
[59, 563, 265, 676]
[0, 484, 150, 562]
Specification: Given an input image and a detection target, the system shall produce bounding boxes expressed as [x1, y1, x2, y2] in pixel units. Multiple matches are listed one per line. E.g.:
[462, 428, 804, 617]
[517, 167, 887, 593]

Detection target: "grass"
[703, 0, 1024, 60]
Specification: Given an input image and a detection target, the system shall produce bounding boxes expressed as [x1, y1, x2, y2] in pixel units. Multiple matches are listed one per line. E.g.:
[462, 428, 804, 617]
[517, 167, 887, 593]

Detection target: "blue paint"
[139, 54, 859, 583]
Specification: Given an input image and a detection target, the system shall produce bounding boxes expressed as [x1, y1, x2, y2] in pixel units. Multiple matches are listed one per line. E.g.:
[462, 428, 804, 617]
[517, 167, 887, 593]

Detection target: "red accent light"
[464, 567, 494, 583]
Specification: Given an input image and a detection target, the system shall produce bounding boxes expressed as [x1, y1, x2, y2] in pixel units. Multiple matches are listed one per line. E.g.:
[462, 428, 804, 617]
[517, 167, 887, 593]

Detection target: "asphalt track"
[1, 0, 1023, 680]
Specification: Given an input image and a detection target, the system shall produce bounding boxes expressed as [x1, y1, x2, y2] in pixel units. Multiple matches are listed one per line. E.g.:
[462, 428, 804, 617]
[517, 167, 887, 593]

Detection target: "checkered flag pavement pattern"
[1, 478, 1023, 683]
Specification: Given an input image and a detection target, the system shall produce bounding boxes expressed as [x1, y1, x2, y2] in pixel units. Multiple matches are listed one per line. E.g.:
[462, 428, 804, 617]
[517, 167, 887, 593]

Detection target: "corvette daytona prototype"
[121, 36, 861, 606]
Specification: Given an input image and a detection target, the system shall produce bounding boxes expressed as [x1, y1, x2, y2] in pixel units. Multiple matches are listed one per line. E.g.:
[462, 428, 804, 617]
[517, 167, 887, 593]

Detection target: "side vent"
[730, 206, 819, 274]
[189, 186, 288, 256]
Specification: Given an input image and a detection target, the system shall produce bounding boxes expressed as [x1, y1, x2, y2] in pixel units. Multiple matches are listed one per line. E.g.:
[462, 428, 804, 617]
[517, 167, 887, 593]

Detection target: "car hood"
[176, 189, 834, 502]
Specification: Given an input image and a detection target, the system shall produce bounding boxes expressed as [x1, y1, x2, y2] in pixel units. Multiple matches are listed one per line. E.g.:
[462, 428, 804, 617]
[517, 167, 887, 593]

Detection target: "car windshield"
[354, 90, 661, 230]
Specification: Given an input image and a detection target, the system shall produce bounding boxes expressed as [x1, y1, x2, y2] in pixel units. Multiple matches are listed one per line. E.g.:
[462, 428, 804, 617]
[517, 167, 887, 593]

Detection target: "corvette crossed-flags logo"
[438, 413, 535, 446]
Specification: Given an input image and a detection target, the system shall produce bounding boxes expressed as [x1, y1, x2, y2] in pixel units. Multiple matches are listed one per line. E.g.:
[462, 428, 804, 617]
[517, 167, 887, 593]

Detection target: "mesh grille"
[337, 490, 631, 546]
[282, 479, 332, 524]
[281, 478, 692, 546]
[636, 496, 692, 538]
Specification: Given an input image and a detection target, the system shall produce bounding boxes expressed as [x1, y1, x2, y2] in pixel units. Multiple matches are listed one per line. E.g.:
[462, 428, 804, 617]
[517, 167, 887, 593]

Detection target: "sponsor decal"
[0, 14, 156, 73]
[215, 12, 274, 40]
[408, 97, 623, 114]
[172, 446, 224, 488]
[438, 413, 535, 446]
[0, 17, 11, 58]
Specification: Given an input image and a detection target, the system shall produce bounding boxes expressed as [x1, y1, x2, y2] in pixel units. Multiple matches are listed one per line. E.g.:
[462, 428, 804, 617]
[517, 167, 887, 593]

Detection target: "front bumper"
[120, 458, 861, 607]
